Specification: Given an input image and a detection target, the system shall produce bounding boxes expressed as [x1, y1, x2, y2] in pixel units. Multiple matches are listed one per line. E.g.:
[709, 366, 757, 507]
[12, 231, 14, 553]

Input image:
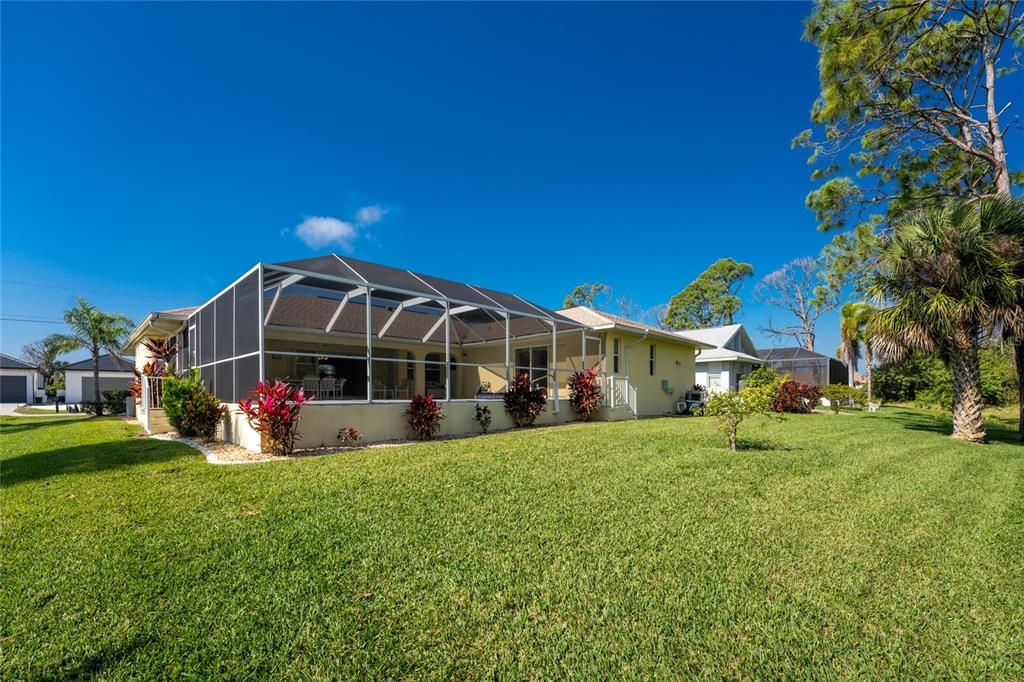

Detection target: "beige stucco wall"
[219, 400, 635, 452]
[600, 332, 697, 416]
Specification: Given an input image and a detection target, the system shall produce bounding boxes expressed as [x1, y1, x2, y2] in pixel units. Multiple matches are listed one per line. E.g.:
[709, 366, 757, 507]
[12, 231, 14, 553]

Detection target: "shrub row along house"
[122, 255, 712, 450]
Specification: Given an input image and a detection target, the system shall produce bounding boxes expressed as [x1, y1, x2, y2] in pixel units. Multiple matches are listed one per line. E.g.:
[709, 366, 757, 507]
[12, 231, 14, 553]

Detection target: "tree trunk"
[846, 342, 856, 387]
[865, 344, 873, 404]
[728, 424, 737, 452]
[1014, 340, 1024, 443]
[93, 346, 102, 405]
[984, 48, 1012, 196]
[949, 344, 985, 443]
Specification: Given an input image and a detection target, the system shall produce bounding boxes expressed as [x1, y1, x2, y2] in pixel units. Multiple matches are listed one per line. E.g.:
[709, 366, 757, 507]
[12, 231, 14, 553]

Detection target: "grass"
[1, 409, 1022, 679]
[12, 405, 79, 415]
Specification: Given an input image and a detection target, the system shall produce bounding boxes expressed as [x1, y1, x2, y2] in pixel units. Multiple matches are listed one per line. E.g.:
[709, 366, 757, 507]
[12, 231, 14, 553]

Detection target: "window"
[612, 338, 620, 374]
[708, 369, 722, 391]
[648, 344, 656, 376]
[515, 346, 549, 389]
[425, 353, 454, 389]
[406, 352, 415, 382]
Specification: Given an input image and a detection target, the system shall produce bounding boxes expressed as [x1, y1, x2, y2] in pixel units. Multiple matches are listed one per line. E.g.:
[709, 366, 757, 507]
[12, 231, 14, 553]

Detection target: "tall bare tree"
[754, 257, 839, 351]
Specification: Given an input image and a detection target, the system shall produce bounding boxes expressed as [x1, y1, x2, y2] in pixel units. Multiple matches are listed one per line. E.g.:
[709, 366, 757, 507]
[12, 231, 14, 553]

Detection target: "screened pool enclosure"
[177, 255, 601, 413]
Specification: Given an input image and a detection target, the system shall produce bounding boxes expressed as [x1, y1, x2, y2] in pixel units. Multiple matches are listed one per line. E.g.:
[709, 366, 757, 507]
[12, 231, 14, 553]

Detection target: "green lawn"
[2, 410, 1022, 678]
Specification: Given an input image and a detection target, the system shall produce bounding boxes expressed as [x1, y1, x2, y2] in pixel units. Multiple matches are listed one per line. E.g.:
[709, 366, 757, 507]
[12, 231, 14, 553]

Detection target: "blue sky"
[1, 1, 847, 362]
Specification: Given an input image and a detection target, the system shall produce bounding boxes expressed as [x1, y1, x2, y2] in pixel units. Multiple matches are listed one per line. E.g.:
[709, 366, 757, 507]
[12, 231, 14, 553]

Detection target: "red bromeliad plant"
[405, 394, 444, 440]
[568, 368, 602, 421]
[238, 380, 312, 456]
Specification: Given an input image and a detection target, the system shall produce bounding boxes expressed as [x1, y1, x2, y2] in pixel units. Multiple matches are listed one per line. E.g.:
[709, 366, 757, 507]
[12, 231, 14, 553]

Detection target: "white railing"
[599, 375, 637, 416]
[140, 376, 164, 433]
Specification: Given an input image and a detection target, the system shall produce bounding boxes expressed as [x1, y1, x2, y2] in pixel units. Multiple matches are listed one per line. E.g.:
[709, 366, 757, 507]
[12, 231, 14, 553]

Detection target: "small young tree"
[705, 378, 781, 452]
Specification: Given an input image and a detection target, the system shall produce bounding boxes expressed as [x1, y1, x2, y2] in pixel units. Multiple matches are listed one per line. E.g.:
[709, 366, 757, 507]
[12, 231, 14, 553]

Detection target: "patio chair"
[320, 377, 337, 400]
[394, 379, 413, 400]
[372, 380, 393, 400]
[302, 377, 319, 398]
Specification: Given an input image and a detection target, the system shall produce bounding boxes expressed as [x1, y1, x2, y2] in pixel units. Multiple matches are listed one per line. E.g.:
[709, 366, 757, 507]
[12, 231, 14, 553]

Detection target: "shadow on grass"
[883, 408, 1023, 446]
[735, 437, 796, 452]
[39, 633, 155, 681]
[1, 436, 196, 487]
[0, 415, 100, 436]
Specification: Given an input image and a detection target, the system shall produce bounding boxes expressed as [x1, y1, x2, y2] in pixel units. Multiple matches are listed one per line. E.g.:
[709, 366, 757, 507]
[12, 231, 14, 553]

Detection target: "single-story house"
[756, 347, 849, 387]
[0, 353, 39, 404]
[64, 354, 135, 403]
[122, 256, 711, 450]
[556, 307, 714, 416]
[676, 323, 762, 393]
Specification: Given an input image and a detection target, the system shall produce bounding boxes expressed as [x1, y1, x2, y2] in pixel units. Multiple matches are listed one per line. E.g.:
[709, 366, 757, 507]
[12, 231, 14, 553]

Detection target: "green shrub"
[80, 401, 106, 416]
[874, 347, 1017, 407]
[745, 367, 781, 389]
[102, 390, 132, 415]
[181, 388, 225, 442]
[163, 370, 223, 439]
[163, 370, 206, 435]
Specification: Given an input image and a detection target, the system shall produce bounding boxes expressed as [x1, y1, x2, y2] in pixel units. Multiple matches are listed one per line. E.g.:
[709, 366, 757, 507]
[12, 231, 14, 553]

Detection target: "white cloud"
[293, 204, 389, 251]
[355, 204, 386, 227]
[294, 216, 358, 251]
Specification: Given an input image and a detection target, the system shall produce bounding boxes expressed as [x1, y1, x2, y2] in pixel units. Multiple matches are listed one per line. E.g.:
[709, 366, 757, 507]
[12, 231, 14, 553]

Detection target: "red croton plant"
[238, 380, 312, 456]
[405, 394, 444, 440]
[568, 367, 603, 421]
[129, 361, 164, 401]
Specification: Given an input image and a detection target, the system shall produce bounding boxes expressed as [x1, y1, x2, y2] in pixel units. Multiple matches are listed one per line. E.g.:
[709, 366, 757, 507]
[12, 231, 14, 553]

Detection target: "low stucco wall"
[219, 400, 637, 452]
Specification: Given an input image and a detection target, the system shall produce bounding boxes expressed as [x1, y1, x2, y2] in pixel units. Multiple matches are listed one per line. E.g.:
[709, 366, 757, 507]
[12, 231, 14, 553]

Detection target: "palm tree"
[868, 201, 1024, 443]
[53, 298, 135, 405]
[838, 302, 877, 397]
[838, 303, 862, 388]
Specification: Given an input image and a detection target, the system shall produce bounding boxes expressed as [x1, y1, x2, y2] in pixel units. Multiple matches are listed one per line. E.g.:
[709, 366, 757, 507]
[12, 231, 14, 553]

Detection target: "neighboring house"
[64, 354, 135, 403]
[0, 353, 39, 404]
[122, 255, 710, 449]
[675, 324, 762, 393]
[556, 307, 714, 416]
[756, 347, 849, 387]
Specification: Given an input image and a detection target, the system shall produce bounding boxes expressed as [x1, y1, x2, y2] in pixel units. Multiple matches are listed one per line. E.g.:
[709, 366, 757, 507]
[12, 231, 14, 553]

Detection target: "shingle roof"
[158, 306, 197, 317]
[0, 353, 34, 370]
[556, 307, 713, 348]
[64, 354, 134, 372]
